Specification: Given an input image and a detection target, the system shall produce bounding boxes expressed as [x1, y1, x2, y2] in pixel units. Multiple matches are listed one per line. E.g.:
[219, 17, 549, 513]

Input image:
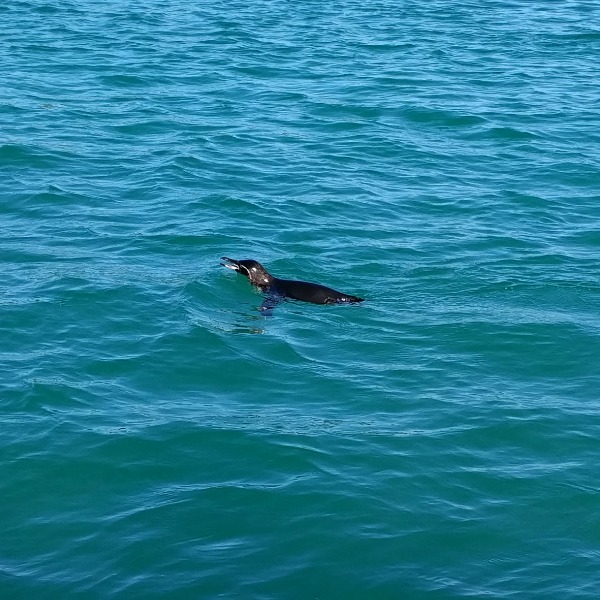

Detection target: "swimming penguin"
[221, 257, 364, 311]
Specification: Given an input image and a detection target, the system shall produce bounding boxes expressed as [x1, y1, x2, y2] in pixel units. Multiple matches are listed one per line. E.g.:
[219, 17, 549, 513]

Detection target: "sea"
[1, 1, 599, 598]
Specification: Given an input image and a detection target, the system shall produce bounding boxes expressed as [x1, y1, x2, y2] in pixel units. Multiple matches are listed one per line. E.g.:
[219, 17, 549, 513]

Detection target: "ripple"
[2, 0, 600, 597]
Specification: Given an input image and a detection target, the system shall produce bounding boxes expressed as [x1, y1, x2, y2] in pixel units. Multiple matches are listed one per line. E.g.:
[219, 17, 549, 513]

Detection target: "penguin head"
[221, 257, 273, 286]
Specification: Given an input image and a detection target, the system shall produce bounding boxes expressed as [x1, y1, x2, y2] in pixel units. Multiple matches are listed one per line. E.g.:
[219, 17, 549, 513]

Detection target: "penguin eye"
[251, 267, 257, 272]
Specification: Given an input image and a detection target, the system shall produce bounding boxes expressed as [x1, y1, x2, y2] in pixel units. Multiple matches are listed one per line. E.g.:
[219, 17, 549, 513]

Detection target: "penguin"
[221, 257, 364, 311]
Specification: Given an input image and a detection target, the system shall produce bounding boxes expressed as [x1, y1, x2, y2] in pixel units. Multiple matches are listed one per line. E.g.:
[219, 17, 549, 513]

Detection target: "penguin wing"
[259, 293, 283, 315]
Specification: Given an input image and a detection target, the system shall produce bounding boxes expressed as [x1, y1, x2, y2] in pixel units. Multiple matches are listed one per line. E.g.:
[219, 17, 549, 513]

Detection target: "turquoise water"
[2, 0, 600, 597]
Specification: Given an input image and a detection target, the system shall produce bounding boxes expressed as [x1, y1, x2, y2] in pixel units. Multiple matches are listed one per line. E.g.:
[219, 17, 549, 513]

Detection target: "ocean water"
[1, 0, 599, 597]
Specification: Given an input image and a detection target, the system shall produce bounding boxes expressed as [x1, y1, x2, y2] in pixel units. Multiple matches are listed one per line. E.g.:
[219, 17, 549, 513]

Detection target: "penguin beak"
[220, 256, 240, 271]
